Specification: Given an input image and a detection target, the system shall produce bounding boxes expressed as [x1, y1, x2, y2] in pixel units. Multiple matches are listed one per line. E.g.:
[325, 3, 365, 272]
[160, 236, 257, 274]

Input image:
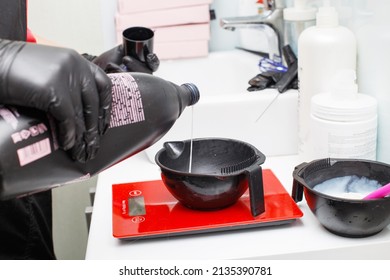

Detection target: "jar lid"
[311, 93, 377, 122]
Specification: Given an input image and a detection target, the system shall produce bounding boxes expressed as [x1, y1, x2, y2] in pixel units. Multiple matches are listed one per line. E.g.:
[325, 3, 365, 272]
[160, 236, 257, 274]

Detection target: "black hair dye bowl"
[292, 158, 390, 238]
[155, 138, 266, 216]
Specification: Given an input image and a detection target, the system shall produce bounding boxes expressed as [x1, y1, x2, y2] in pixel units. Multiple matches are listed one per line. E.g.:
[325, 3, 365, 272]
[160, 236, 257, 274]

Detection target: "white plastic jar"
[308, 70, 377, 160]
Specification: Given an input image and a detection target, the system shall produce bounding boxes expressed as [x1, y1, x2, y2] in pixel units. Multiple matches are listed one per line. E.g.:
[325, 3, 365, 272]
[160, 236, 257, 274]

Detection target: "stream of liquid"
[188, 106, 194, 173]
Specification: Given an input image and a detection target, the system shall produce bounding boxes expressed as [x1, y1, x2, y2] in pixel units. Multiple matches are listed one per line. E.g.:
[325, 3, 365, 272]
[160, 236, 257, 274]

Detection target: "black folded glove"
[91, 45, 160, 74]
[0, 39, 112, 162]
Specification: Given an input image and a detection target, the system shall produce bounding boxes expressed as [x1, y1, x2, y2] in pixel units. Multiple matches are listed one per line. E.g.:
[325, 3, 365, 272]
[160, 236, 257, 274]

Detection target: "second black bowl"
[292, 158, 390, 237]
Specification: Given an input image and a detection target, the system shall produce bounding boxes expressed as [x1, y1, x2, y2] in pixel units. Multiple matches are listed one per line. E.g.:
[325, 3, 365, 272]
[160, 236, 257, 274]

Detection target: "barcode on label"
[17, 138, 52, 166]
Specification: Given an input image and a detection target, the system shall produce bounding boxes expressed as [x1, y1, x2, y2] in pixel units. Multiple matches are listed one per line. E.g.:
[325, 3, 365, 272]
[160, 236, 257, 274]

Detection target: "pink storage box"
[117, 0, 213, 14]
[115, 5, 210, 30]
[117, 23, 210, 44]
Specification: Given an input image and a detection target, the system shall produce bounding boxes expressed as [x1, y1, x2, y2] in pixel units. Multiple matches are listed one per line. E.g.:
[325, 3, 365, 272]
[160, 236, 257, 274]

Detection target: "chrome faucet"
[220, 0, 285, 61]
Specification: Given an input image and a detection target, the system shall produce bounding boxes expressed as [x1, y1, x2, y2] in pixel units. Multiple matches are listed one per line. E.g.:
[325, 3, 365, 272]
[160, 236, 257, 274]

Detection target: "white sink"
[145, 49, 298, 162]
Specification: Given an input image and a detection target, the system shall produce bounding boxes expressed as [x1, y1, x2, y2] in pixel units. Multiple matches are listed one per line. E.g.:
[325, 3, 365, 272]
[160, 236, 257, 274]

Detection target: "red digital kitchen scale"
[112, 169, 303, 240]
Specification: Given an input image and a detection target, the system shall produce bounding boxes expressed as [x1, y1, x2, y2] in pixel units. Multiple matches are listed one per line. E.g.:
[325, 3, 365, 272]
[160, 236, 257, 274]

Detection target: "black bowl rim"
[155, 137, 265, 177]
[294, 158, 390, 203]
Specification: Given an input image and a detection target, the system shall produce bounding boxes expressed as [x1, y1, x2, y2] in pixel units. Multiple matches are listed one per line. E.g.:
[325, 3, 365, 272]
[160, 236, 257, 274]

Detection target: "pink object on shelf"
[154, 40, 209, 60]
[363, 182, 390, 200]
[115, 5, 210, 30]
[117, 0, 213, 14]
[117, 24, 210, 44]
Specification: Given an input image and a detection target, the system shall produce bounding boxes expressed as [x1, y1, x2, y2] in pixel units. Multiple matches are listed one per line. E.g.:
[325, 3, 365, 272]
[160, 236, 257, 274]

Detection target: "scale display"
[128, 196, 146, 216]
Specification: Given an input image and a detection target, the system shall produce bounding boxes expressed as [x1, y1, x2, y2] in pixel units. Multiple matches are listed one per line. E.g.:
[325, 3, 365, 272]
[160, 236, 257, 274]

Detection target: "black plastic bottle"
[0, 72, 200, 199]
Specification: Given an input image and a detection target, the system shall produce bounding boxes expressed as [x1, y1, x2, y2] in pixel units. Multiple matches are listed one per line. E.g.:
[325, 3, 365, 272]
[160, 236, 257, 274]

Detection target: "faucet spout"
[220, 3, 285, 61]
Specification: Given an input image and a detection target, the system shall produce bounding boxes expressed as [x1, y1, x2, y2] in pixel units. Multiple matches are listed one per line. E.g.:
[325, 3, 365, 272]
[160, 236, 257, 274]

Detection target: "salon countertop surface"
[85, 151, 390, 260]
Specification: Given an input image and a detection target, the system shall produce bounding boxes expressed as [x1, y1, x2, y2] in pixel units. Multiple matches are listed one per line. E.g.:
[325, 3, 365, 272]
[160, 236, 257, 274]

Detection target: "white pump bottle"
[297, 0, 357, 162]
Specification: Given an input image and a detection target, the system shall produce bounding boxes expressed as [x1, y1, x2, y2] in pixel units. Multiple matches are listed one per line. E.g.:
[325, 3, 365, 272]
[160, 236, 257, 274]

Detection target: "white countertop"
[85, 151, 390, 260]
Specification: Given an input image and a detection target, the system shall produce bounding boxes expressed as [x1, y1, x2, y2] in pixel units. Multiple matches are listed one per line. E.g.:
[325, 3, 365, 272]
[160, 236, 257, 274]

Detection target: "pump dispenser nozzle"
[283, 0, 316, 21]
[316, 0, 339, 27]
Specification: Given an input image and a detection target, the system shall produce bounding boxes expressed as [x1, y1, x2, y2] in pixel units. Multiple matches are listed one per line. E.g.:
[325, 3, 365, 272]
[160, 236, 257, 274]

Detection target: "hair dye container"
[0, 72, 200, 200]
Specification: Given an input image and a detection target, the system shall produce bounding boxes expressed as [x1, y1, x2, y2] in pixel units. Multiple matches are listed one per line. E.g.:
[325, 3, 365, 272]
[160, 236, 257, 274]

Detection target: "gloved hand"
[0, 39, 112, 162]
[91, 45, 160, 74]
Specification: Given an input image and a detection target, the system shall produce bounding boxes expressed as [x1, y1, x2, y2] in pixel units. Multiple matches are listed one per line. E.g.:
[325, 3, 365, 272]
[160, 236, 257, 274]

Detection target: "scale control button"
[131, 216, 145, 223]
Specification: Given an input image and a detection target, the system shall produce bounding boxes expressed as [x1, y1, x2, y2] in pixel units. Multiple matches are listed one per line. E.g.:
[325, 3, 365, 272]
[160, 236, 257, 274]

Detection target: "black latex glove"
[0, 39, 112, 162]
[91, 45, 160, 74]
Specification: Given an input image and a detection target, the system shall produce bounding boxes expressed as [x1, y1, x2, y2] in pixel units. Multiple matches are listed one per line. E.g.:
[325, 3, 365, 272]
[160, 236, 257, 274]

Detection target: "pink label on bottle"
[109, 73, 145, 128]
[0, 107, 18, 129]
[11, 123, 48, 144]
[17, 138, 51, 166]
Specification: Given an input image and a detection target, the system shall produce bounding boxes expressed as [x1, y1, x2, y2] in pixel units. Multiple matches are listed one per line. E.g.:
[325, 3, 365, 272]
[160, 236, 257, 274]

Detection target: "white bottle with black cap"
[297, 0, 357, 162]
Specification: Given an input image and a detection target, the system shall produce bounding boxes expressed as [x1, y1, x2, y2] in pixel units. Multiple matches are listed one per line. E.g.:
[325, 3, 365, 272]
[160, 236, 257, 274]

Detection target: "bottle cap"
[283, 0, 317, 21]
[316, 0, 339, 27]
[182, 83, 200, 106]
